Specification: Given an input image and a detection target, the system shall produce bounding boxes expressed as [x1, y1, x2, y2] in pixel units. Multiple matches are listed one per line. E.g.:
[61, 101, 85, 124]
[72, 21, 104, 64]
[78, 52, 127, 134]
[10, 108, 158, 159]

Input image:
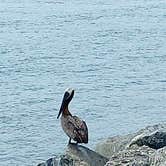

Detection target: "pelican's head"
[57, 88, 74, 119]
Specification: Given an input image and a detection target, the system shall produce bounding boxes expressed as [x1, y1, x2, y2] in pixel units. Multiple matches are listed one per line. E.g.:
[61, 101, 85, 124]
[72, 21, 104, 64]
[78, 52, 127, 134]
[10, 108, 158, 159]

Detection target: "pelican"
[57, 88, 88, 144]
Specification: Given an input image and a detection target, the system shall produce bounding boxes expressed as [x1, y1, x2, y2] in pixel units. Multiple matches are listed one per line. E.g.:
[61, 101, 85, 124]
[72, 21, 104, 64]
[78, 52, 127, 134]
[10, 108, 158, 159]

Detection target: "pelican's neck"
[62, 106, 72, 116]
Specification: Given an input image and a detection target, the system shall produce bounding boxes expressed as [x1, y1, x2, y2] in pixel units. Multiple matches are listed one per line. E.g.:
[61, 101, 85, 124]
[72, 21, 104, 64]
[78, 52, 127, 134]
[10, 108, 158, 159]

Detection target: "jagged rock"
[105, 145, 154, 166]
[66, 144, 108, 166]
[151, 147, 166, 166]
[96, 123, 166, 158]
[101, 123, 166, 166]
[37, 144, 108, 166]
[95, 134, 135, 158]
[129, 131, 166, 150]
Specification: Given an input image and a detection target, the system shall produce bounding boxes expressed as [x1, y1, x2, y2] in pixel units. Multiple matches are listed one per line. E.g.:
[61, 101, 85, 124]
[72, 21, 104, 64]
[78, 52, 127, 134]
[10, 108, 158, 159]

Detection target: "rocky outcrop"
[37, 123, 166, 166]
[95, 123, 166, 166]
[37, 144, 108, 166]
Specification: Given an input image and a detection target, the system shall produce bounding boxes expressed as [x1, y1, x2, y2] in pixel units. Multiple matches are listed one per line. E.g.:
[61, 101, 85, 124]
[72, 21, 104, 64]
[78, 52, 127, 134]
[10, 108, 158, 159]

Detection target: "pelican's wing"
[66, 115, 88, 143]
[81, 120, 88, 143]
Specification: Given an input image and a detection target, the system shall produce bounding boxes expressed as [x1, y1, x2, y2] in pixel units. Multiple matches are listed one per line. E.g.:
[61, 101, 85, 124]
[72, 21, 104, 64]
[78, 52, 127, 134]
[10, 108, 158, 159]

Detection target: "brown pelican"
[57, 88, 88, 144]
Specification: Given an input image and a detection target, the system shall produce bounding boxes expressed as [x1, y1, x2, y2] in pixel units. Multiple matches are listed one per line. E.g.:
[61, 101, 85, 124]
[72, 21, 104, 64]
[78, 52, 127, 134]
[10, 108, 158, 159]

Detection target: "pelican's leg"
[68, 138, 71, 144]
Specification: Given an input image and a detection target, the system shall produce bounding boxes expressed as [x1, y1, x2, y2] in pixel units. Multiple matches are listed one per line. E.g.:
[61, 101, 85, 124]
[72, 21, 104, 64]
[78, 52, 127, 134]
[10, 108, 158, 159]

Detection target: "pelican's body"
[57, 88, 88, 144]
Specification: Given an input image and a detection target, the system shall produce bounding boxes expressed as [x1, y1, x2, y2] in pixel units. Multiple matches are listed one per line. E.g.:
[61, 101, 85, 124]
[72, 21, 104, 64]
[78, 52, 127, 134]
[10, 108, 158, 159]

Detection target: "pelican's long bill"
[57, 99, 66, 119]
[57, 88, 74, 119]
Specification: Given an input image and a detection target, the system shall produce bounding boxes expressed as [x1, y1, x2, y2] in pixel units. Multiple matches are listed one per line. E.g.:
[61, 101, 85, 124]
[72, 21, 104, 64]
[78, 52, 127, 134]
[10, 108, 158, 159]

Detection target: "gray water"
[0, 0, 166, 165]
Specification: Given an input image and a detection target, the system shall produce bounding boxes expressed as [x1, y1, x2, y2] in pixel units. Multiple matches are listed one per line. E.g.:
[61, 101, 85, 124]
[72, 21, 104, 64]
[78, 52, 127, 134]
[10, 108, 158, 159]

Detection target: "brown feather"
[61, 115, 88, 143]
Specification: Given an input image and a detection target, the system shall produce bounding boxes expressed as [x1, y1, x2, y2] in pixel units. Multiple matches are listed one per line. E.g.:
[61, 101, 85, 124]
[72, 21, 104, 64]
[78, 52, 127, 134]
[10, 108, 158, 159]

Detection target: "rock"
[100, 123, 166, 166]
[37, 157, 60, 166]
[129, 131, 166, 150]
[66, 144, 108, 166]
[37, 144, 108, 166]
[95, 134, 135, 158]
[152, 147, 166, 166]
[96, 123, 166, 158]
[105, 145, 154, 166]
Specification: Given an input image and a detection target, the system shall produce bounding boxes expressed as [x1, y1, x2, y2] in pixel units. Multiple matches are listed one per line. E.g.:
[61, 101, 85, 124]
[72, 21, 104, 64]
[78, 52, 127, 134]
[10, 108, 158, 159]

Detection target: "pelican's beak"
[57, 100, 65, 119]
[57, 88, 74, 119]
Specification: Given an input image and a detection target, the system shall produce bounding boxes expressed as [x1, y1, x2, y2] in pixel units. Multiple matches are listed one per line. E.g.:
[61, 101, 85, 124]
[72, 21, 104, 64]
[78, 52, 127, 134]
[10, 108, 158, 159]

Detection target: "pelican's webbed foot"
[68, 138, 78, 145]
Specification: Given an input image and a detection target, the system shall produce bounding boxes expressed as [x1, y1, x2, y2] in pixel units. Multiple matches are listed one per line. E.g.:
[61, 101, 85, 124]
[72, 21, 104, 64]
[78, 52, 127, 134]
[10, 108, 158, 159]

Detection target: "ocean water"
[0, 0, 166, 165]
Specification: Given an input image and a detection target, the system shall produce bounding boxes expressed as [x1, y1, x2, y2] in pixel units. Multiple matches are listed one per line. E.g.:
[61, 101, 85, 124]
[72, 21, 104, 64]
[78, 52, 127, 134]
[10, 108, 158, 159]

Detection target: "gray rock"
[101, 123, 166, 166]
[37, 144, 108, 166]
[105, 146, 154, 166]
[37, 157, 60, 166]
[129, 131, 166, 150]
[96, 123, 166, 158]
[66, 144, 108, 166]
[152, 147, 166, 166]
[95, 134, 135, 158]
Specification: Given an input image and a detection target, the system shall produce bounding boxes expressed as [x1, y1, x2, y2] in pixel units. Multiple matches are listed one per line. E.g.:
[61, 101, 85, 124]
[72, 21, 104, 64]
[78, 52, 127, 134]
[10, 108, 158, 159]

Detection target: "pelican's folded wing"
[66, 116, 88, 143]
